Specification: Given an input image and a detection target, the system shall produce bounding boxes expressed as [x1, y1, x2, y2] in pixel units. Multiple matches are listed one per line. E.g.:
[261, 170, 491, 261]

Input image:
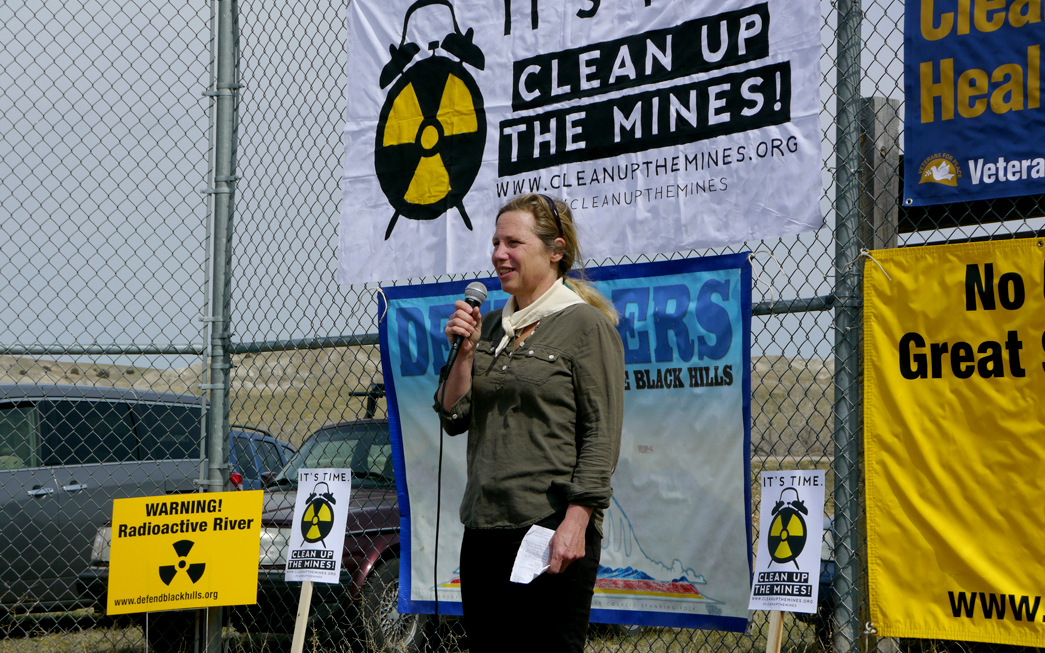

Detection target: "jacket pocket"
[512, 344, 566, 384]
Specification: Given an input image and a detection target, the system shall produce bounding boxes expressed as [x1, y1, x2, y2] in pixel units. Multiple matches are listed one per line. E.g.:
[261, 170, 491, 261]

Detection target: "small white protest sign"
[285, 468, 352, 584]
[749, 470, 826, 614]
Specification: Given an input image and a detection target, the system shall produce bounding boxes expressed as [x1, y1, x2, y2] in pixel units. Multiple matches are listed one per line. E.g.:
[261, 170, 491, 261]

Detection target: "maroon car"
[235, 418, 431, 652]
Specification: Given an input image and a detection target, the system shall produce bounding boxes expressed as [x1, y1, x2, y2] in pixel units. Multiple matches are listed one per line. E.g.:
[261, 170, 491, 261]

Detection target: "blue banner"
[379, 254, 752, 631]
[904, 2, 1045, 206]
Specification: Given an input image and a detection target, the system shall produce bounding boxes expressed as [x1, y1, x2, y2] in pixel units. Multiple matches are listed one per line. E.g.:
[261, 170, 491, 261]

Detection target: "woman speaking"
[436, 193, 625, 653]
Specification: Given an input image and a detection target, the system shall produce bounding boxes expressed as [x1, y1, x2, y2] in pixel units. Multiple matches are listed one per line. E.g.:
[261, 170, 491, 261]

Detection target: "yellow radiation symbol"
[768, 487, 808, 566]
[301, 482, 336, 545]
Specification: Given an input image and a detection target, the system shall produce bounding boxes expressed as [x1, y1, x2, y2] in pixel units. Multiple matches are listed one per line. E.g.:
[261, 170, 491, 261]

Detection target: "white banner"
[340, 0, 823, 284]
[285, 469, 352, 584]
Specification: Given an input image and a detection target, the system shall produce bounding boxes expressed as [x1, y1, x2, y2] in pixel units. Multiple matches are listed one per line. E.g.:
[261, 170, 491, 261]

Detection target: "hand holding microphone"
[445, 281, 487, 374]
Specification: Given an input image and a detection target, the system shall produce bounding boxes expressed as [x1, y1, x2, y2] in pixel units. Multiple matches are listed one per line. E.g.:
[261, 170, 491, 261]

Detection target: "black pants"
[460, 516, 601, 653]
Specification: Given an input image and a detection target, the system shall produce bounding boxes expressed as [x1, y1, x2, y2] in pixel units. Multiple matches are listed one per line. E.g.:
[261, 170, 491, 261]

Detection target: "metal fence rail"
[1, 1, 1042, 652]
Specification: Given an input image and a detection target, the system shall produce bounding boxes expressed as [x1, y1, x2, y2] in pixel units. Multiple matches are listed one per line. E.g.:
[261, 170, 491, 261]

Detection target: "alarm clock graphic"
[301, 481, 337, 546]
[767, 487, 809, 567]
[375, 0, 487, 240]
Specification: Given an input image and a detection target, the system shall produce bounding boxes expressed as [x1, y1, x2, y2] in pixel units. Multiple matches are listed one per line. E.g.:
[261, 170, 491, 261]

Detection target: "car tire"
[359, 558, 431, 653]
[144, 610, 200, 653]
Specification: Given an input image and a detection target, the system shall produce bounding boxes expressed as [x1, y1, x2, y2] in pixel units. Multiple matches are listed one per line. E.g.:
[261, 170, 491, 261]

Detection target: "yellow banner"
[107, 491, 263, 615]
[864, 239, 1045, 646]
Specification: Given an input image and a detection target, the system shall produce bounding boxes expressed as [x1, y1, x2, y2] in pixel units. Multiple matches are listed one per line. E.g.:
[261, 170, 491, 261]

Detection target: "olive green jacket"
[436, 303, 625, 535]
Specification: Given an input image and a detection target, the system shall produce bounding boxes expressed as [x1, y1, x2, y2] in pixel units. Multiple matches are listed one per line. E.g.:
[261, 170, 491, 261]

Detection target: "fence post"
[859, 97, 901, 250]
[202, 0, 240, 650]
[854, 95, 903, 653]
[832, 0, 865, 652]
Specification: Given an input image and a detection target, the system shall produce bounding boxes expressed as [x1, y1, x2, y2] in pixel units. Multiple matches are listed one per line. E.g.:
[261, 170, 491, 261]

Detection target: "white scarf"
[494, 277, 583, 357]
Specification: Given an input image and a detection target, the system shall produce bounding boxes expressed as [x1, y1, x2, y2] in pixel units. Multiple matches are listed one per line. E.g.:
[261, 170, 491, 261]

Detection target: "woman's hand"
[445, 299, 482, 356]
[547, 504, 593, 574]
[439, 299, 482, 410]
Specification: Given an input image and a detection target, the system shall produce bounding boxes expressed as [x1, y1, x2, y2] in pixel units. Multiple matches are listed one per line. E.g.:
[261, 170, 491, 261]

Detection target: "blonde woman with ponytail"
[436, 194, 625, 653]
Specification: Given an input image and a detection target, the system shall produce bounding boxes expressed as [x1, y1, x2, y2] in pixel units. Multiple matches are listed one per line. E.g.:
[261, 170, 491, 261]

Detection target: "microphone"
[445, 281, 487, 374]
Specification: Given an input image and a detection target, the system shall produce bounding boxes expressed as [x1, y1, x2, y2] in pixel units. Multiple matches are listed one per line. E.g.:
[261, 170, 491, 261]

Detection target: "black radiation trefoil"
[158, 539, 206, 586]
[375, 0, 486, 240]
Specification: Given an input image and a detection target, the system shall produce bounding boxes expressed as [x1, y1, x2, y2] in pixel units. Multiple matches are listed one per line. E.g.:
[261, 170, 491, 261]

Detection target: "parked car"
[228, 425, 297, 491]
[0, 383, 292, 619]
[234, 417, 430, 652]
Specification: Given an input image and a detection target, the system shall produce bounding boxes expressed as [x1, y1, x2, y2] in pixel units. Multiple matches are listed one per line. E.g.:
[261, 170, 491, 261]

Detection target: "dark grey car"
[0, 383, 293, 617]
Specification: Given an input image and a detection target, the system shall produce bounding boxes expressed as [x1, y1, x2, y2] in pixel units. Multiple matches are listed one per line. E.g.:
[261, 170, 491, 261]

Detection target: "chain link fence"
[2, 0, 1043, 652]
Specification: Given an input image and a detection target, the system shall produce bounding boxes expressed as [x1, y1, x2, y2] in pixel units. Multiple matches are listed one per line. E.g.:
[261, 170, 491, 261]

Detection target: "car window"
[232, 435, 259, 478]
[273, 422, 392, 489]
[134, 403, 201, 460]
[304, 440, 356, 469]
[366, 442, 394, 479]
[256, 439, 285, 474]
[0, 404, 40, 469]
[40, 400, 135, 465]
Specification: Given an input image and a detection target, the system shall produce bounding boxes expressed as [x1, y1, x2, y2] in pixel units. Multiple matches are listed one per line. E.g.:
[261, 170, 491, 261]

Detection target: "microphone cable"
[434, 368, 449, 623]
[432, 281, 485, 628]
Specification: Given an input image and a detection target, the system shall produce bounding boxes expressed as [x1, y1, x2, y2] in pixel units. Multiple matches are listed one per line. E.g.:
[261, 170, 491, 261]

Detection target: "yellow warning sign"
[107, 491, 262, 615]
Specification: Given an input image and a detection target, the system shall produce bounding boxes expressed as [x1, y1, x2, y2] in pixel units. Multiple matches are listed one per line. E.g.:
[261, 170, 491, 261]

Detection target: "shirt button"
[548, 355, 555, 360]
[452, 414, 458, 419]
[501, 365, 507, 371]
[528, 350, 534, 355]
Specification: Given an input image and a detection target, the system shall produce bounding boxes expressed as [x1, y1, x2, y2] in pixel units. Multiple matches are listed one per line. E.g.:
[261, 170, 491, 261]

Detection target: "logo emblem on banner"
[917, 153, 960, 187]
[376, 0, 487, 240]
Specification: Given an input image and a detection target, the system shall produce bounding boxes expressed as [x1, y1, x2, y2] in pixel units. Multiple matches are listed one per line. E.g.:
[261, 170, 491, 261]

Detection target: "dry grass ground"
[0, 616, 829, 653]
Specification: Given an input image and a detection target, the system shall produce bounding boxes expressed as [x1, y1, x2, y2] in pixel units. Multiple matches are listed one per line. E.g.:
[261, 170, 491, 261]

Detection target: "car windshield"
[271, 421, 394, 490]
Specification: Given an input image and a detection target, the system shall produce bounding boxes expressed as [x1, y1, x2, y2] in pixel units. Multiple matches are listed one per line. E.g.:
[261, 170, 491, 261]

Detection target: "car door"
[133, 401, 205, 495]
[256, 437, 293, 479]
[43, 398, 139, 608]
[0, 402, 62, 611]
[229, 430, 294, 490]
[230, 431, 263, 490]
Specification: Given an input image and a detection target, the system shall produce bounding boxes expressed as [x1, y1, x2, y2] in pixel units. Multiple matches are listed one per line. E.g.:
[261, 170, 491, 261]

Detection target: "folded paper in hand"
[509, 525, 554, 584]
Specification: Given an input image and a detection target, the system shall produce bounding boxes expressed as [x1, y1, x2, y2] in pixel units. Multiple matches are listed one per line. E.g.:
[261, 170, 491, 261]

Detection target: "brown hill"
[0, 351, 832, 453]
